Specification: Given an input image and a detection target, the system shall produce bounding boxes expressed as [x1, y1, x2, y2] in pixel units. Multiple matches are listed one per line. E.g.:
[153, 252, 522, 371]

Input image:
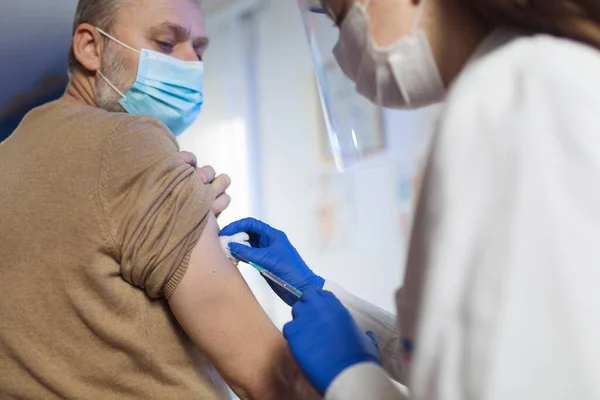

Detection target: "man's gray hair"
[68, 0, 127, 73]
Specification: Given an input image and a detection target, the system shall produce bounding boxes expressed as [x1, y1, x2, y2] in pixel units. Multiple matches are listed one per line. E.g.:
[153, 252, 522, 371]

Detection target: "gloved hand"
[283, 289, 382, 395]
[220, 218, 324, 305]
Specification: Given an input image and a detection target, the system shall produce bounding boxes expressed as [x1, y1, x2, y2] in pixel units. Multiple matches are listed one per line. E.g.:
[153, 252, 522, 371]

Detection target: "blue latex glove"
[220, 218, 325, 305]
[283, 289, 382, 395]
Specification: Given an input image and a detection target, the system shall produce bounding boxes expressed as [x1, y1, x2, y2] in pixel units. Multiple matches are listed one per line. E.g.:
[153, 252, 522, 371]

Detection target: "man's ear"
[72, 23, 104, 73]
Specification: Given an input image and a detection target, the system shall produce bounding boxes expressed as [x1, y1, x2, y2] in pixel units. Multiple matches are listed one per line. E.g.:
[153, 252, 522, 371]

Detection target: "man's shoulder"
[98, 111, 181, 170]
[27, 97, 120, 126]
[29, 98, 175, 146]
[13, 98, 182, 187]
[35, 98, 180, 163]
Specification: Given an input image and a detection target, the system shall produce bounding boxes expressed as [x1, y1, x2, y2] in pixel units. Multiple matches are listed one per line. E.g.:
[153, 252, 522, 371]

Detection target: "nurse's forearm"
[323, 281, 405, 384]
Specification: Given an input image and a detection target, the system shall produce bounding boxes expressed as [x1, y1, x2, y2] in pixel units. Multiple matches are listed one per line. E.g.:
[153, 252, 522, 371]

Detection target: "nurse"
[222, 0, 600, 399]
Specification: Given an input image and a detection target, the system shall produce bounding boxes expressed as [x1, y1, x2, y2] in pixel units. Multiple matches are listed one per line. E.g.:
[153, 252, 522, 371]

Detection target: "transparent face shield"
[298, 0, 388, 172]
[298, 0, 442, 172]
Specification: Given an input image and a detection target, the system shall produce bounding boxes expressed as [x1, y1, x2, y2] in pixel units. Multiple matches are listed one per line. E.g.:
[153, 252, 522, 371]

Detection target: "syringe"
[220, 234, 303, 298]
[249, 262, 303, 299]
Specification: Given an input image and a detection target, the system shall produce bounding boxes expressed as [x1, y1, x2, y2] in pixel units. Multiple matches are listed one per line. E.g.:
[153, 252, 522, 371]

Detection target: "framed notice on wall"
[315, 60, 385, 162]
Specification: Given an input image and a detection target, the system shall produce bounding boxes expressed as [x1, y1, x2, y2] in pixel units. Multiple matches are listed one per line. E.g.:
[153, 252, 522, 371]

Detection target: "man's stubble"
[95, 41, 135, 113]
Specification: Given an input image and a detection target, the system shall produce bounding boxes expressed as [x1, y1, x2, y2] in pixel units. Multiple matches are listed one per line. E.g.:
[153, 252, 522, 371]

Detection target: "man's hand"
[197, 165, 231, 217]
[181, 151, 231, 217]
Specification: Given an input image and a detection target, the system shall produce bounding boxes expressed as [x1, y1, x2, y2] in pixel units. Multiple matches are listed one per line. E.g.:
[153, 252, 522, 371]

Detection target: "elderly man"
[0, 0, 317, 399]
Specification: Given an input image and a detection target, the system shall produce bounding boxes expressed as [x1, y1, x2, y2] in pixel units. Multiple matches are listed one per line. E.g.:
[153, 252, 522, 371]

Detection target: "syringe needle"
[250, 262, 303, 298]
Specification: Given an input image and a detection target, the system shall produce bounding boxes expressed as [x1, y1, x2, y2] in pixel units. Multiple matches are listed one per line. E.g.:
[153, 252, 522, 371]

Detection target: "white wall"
[236, 0, 439, 326]
[178, 4, 281, 319]
[192, 0, 442, 327]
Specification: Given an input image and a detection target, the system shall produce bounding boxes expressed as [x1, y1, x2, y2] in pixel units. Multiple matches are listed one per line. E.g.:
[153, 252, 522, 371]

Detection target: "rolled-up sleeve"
[98, 116, 213, 298]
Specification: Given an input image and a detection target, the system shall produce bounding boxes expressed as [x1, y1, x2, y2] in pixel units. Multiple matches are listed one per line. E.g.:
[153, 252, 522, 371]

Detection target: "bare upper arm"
[168, 213, 319, 400]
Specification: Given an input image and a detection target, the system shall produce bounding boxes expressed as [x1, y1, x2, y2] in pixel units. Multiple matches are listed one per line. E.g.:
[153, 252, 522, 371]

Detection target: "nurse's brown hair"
[468, 0, 600, 49]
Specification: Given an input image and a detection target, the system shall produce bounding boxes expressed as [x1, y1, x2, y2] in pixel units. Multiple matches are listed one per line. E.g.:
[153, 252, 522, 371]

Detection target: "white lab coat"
[325, 28, 600, 400]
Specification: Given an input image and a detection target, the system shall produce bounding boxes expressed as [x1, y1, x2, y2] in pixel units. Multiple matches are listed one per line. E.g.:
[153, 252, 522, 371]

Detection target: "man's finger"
[197, 165, 216, 184]
[211, 174, 232, 196]
[180, 151, 197, 168]
[212, 193, 231, 217]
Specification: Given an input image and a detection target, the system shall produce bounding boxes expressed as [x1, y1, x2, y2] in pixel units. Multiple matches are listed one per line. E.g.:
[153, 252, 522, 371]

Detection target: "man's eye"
[156, 40, 175, 52]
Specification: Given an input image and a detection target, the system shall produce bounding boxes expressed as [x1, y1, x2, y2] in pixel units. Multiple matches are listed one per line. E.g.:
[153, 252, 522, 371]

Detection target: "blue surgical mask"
[96, 28, 204, 136]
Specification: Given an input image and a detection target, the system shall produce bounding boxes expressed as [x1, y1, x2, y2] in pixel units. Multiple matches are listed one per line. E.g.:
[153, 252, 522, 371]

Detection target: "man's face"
[95, 0, 208, 112]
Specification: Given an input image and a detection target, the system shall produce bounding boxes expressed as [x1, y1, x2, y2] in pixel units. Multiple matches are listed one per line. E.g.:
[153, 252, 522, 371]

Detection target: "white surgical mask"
[332, 0, 446, 109]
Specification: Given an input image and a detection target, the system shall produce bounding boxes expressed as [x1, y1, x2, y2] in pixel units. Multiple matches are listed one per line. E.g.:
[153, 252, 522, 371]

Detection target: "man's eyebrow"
[150, 22, 209, 47]
[150, 22, 189, 37]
